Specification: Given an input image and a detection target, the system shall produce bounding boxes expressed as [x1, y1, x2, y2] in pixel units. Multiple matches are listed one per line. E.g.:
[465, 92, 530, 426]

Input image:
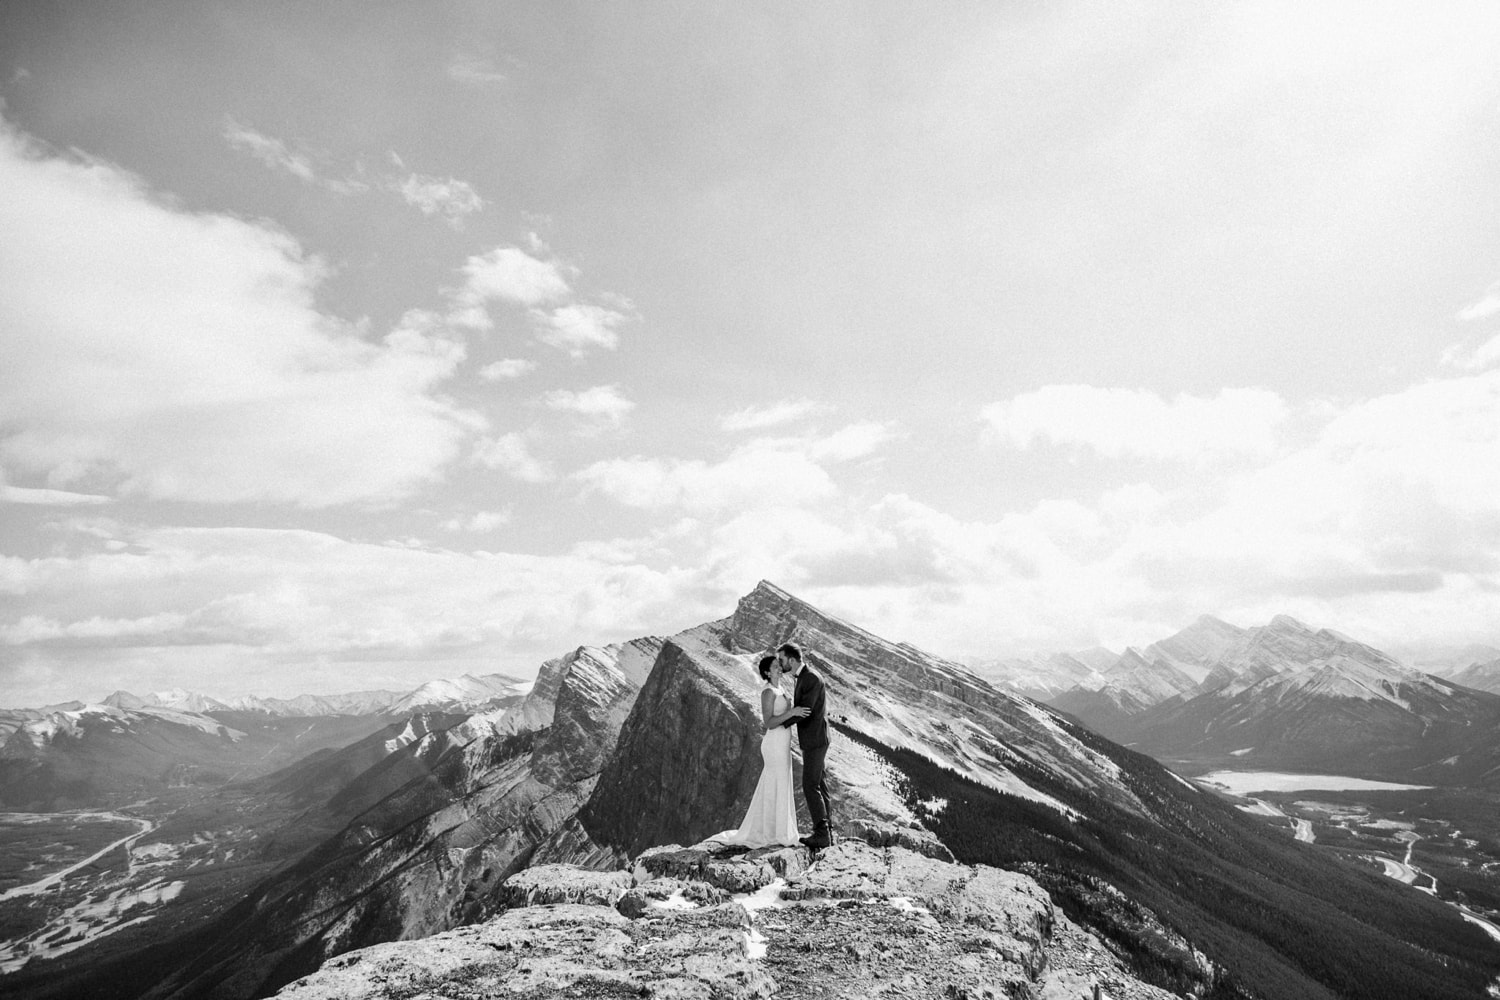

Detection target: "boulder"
[635, 840, 811, 893]
[616, 876, 729, 918]
[499, 863, 632, 909]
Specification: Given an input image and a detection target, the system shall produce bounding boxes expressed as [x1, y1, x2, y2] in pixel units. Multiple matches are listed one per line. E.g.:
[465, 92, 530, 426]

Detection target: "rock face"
[276, 838, 1175, 1000]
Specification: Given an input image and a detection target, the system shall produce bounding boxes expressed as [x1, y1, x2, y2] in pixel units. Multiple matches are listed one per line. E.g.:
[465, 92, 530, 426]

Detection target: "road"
[0, 811, 155, 901]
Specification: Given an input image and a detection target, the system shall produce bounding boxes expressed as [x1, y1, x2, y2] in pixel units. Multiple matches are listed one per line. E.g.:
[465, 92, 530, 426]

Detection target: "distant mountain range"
[0, 673, 530, 810]
[975, 614, 1500, 785]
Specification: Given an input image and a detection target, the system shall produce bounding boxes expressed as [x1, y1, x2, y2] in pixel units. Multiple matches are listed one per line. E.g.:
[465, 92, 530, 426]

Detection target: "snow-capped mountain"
[89, 672, 530, 720]
[382, 673, 530, 714]
[1109, 616, 1500, 784]
[1141, 614, 1247, 684]
[1048, 647, 1198, 729]
[965, 650, 1111, 700]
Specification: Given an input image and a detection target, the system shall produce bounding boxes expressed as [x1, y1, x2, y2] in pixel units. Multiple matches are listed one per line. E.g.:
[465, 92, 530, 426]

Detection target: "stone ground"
[275, 837, 1181, 1000]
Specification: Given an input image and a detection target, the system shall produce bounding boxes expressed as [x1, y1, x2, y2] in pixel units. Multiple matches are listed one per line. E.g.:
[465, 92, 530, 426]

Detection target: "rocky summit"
[274, 837, 1174, 1000]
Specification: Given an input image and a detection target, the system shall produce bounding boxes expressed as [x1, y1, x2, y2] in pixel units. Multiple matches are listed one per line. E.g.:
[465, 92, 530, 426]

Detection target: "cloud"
[0, 116, 477, 506]
[449, 246, 572, 328]
[542, 385, 635, 433]
[982, 385, 1288, 461]
[805, 421, 892, 462]
[448, 55, 509, 86]
[0, 469, 112, 506]
[479, 358, 537, 381]
[398, 173, 484, 226]
[222, 118, 317, 182]
[719, 400, 832, 432]
[1458, 280, 1500, 322]
[575, 445, 836, 513]
[572, 423, 889, 513]
[0, 525, 714, 704]
[221, 118, 367, 194]
[472, 433, 555, 483]
[1441, 331, 1500, 372]
[531, 303, 628, 357]
[443, 510, 511, 533]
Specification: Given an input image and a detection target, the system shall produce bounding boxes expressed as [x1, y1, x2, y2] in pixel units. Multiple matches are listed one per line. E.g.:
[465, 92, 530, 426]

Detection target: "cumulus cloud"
[983, 385, 1288, 461]
[0, 117, 476, 506]
[398, 173, 484, 226]
[542, 385, 635, 433]
[719, 400, 832, 432]
[449, 246, 572, 329]
[479, 358, 537, 381]
[472, 433, 555, 483]
[531, 303, 628, 357]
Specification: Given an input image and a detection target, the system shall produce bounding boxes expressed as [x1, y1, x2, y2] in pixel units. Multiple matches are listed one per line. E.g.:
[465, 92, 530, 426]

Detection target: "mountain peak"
[749, 579, 794, 601]
[1267, 614, 1311, 633]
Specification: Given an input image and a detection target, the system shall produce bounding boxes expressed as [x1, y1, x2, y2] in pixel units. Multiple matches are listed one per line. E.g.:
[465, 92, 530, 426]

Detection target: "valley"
[1179, 768, 1500, 952]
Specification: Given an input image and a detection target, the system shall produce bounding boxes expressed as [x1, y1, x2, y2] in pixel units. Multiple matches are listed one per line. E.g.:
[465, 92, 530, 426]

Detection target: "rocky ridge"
[275, 837, 1177, 1000]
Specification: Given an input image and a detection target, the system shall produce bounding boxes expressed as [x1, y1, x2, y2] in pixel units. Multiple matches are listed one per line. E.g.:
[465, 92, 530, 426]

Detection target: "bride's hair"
[756, 655, 778, 681]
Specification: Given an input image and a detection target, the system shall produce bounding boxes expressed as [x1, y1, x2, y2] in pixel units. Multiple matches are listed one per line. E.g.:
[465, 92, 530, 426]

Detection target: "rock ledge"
[276, 839, 1180, 999]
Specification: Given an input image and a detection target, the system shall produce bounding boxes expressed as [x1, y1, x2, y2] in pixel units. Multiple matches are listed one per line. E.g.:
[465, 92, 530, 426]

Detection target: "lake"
[1196, 771, 1432, 794]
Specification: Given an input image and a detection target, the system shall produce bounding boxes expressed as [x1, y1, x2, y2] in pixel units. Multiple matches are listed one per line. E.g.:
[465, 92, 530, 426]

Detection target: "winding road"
[0, 812, 155, 901]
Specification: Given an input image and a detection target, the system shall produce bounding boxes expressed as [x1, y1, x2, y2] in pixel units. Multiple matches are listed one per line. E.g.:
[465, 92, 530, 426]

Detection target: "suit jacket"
[781, 665, 829, 750]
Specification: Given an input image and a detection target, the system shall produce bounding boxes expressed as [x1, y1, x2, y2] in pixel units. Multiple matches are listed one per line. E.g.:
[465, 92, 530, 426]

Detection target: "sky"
[3, 0, 1500, 706]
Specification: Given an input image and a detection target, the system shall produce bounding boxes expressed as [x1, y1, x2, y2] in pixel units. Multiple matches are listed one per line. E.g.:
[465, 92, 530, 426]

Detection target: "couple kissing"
[710, 642, 834, 851]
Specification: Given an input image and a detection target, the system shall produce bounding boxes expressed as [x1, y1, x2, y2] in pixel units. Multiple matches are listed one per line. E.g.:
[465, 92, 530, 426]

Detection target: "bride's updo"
[757, 654, 778, 682]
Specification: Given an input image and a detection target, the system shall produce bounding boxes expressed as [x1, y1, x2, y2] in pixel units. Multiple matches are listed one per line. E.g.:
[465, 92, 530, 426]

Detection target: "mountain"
[1108, 615, 1500, 784]
[1142, 614, 1247, 684]
[965, 650, 1110, 700]
[0, 702, 396, 810]
[90, 673, 530, 720]
[1393, 641, 1500, 677]
[381, 673, 529, 714]
[1049, 647, 1198, 730]
[17, 582, 1499, 1000]
[1446, 657, 1500, 694]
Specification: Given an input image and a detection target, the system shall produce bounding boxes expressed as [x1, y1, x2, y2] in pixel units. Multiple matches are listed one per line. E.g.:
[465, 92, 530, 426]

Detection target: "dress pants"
[802, 742, 831, 829]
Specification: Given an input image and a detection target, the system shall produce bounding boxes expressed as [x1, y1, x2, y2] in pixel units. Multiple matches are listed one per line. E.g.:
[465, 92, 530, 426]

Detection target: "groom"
[778, 642, 833, 849]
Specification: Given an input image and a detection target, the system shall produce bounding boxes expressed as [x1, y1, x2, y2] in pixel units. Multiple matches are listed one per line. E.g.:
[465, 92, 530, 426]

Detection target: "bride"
[709, 654, 809, 848]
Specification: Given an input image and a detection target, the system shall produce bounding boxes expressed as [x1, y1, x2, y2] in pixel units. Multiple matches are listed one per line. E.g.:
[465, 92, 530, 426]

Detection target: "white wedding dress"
[709, 683, 800, 848]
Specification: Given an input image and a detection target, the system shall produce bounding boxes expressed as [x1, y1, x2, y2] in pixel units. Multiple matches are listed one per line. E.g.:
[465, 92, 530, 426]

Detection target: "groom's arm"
[780, 673, 807, 728]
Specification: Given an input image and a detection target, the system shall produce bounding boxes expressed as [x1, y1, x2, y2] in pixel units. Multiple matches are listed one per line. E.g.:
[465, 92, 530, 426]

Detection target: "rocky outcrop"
[276, 838, 1177, 1000]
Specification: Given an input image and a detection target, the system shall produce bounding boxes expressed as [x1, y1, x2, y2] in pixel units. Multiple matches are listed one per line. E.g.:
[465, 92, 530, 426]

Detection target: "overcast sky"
[3, 1, 1500, 706]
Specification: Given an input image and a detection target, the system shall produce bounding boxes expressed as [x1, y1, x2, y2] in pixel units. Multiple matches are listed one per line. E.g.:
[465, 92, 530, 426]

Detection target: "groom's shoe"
[800, 824, 832, 850]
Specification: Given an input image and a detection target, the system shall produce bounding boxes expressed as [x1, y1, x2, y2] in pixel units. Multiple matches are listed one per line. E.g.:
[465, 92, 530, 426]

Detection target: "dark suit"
[782, 665, 831, 829]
